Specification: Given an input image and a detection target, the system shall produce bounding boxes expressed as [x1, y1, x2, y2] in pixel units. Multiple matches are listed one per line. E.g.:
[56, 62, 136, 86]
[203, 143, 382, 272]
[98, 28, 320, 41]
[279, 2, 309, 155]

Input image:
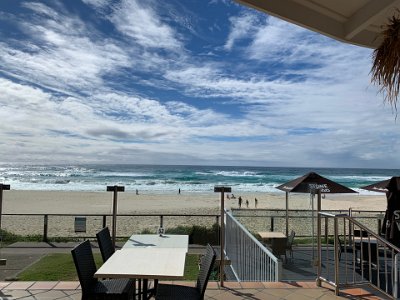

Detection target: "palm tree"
[371, 10, 400, 111]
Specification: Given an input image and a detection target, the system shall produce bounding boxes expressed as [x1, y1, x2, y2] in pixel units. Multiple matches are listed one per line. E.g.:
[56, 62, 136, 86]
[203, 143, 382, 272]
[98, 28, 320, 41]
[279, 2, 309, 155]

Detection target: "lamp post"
[214, 186, 231, 287]
[106, 185, 124, 248]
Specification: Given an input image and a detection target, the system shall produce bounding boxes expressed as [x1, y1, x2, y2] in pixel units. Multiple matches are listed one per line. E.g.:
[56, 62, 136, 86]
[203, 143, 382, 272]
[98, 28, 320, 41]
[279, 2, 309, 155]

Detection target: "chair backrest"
[272, 238, 287, 256]
[196, 244, 217, 298]
[71, 240, 98, 294]
[96, 227, 115, 262]
[287, 230, 296, 247]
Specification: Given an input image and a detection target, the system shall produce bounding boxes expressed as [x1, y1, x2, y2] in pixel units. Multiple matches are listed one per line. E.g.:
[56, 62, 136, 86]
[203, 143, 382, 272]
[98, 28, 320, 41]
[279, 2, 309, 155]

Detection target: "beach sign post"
[0, 184, 10, 231]
[214, 185, 231, 288]
[107, 185, 125, 249]
[0, 184, 10, 266]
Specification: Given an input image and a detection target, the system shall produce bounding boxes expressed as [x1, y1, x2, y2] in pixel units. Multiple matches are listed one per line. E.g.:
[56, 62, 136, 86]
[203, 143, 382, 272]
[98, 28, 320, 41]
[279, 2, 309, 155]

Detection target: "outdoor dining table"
[123, 234, 189, 251]
[95, 234, 189, 300]
[258, 231, 286, 241]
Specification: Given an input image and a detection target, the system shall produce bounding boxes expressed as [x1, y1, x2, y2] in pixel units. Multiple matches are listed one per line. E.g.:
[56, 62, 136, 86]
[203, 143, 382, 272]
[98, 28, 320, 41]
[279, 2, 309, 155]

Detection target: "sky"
[0, 0, 399, 169]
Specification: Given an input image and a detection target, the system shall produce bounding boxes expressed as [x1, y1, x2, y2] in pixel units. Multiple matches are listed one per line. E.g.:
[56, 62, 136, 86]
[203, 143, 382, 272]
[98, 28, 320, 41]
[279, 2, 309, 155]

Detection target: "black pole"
[107, 185, 125, 249]
[0, 184, 10, 231]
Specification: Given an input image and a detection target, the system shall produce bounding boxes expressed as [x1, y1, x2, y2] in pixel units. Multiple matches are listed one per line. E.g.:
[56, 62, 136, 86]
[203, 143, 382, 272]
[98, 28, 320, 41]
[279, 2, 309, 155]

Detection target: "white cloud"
[0, 3, 132, 95]
[224, 13, 260, 50]
[0, 2, 399, 168]
[108, 0, 183, 52]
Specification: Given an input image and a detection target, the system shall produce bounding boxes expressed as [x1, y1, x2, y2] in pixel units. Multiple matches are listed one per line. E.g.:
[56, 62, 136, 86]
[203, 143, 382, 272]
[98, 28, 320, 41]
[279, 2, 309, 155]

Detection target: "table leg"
[142, 279, 148, 300]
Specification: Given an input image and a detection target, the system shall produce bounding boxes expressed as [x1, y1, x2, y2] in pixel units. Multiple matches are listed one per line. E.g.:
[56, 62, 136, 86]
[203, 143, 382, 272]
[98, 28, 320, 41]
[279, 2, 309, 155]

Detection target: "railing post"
[348, 208, 353, 243]
[214, 186, 231, 288]
[270, 217, 274, 231]
[394, 253, 398, 299]
[334, 216, 340, 295]
[324, 216, 328, 242]
[316, 189, 322, 287]
[102, 215, 106, 228]
[159, 215, 164, 229]
[43, 214, 48, 242]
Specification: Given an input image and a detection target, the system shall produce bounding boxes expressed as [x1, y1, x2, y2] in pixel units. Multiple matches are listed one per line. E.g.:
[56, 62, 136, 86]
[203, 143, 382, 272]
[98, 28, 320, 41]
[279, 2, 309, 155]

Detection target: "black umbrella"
[276, 172, 357, 236]
[361, 179, 391, 193]
[381, 177, 400, 247]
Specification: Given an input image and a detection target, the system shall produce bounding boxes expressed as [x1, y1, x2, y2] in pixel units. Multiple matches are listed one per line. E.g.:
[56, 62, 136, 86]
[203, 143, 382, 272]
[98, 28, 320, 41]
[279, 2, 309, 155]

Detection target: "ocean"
[0, 164, 398, 194]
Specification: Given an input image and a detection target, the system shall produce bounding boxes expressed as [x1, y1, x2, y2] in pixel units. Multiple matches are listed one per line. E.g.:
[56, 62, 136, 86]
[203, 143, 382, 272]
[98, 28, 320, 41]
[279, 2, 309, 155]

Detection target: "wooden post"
[106, 185, 125, 249]
[0, 184, 10, 230]
[214, 186, 231, 288]
[43, 214, 48, 242]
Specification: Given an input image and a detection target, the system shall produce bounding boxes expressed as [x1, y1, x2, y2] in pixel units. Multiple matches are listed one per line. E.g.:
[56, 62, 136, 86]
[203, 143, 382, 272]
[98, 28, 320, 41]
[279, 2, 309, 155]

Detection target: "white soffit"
[236, 0, 400, 48]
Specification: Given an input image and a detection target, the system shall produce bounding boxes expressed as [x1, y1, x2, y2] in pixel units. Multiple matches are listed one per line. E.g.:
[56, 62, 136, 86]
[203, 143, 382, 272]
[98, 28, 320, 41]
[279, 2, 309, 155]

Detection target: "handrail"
[317, 212, 400, 299]
[225, 210, 280, 282]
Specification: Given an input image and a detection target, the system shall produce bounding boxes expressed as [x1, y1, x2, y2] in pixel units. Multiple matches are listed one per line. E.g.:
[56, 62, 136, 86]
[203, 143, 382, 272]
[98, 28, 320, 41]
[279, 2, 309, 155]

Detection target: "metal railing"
[225, 210, 280, 281]
[231, 208, 385, 237]
[317, 212, 400, 299]
[0, 213, 220, 241]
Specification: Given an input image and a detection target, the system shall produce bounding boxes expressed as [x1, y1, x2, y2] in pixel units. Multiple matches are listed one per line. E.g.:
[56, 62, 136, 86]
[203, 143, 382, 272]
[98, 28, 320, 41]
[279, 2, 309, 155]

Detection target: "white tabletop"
[258, 231, 286, 239]
[123, 234, 189, 251]
[94, 248, 187, 280]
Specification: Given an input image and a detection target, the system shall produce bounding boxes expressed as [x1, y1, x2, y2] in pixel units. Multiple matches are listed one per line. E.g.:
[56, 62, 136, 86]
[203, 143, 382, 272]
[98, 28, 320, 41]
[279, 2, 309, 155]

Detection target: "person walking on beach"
[178, 188, 181, 194]
[136, 189, 139, 195]
[255, 197, 258, 208]
[238, 196, 242, 209]
[245, 199, 249, 208]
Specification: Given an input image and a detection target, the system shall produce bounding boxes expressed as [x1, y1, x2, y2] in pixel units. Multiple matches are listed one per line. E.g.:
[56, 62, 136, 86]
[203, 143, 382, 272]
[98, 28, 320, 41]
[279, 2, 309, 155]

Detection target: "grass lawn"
[17, 253, 200, 281]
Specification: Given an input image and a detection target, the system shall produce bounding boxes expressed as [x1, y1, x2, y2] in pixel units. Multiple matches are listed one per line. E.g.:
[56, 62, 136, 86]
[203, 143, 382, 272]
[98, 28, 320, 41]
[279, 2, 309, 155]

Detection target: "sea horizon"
[0, 164, 398, 194]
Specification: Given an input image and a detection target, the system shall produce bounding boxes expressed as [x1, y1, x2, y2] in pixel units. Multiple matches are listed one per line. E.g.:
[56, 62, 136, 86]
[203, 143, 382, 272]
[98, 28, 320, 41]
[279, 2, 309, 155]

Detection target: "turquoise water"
[0, 164, 398, 193]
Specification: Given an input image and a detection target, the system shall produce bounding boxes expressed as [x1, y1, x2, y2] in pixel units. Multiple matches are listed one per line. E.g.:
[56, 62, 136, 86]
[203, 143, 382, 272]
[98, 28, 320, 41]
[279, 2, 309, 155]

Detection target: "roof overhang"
[236, 0, 400, 49]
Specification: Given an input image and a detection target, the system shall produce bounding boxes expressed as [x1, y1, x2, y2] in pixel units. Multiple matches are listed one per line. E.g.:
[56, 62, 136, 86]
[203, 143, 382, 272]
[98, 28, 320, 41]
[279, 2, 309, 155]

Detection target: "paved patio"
[0, 280, 389, 299]
[0, 242, 392, 299]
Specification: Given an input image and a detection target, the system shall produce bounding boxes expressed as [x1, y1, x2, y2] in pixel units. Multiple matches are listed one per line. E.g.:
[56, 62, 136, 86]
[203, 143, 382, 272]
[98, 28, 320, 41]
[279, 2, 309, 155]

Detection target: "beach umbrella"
[276, 172, 357, 236]
[361, 179, 391, 193]
[380, 177, 400, 247]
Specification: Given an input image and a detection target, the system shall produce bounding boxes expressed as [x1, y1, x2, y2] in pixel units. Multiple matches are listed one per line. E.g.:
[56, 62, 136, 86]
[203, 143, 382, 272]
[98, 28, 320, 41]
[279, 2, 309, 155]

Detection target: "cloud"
[0, 1, 399, 168]
[224, 13, 260, 50]
[0, 2, 132, 96]
[108, 0, 183, 52]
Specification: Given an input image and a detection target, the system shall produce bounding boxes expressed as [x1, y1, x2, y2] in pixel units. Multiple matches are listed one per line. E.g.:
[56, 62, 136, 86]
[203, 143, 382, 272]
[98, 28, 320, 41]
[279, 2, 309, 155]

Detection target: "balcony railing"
[225, 210, 280, 281]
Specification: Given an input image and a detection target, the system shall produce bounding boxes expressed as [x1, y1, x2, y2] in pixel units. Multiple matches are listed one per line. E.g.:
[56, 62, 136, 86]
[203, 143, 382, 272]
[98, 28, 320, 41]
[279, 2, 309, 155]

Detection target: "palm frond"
[371, 10, 400, 111]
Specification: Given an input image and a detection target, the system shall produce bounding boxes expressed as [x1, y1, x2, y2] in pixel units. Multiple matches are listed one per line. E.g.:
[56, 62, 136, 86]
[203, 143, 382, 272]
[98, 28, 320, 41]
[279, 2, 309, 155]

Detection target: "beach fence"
[225, 210, 280, 281]
[0, 213, 220, 242]
[231, 208, 385, 239]
[0, 209, 384, 243]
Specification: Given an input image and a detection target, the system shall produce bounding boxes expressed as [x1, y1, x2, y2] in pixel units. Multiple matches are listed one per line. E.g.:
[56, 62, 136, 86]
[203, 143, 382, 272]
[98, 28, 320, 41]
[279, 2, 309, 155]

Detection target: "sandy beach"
[0, 190, 387, 237]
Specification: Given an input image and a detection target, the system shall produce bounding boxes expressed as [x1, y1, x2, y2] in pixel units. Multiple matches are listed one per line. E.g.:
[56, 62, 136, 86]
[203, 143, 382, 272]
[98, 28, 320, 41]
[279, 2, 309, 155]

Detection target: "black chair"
[155, 244, 216, 300]
[271, 238, 287, 262]
[71, 240, 135, 300]
[96, 227, 115, 262]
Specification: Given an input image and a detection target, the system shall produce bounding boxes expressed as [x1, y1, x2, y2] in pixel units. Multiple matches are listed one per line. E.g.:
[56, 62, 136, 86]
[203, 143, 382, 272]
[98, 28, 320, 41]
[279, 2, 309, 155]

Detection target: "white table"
[123, 234, 188, 251]
[258, 231, 286, 239]
[95, 234, 189, 299]
[94, 248, 187, 280]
